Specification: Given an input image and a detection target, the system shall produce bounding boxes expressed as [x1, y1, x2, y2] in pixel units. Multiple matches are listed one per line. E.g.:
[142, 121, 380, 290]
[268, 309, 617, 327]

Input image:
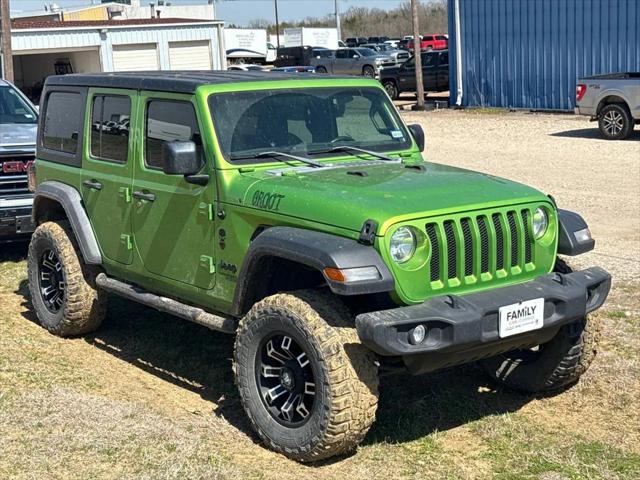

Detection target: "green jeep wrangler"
[28, 71, 611, 462]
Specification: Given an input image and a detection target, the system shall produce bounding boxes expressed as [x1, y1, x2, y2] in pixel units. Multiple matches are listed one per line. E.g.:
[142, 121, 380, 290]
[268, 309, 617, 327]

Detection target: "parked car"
[361, 44, 410, 66]
[575, 72, 640, 140]
[274, 46, 318, 67]
[271, 65, 316, 73]
[407, 34, 448, 51]
[0, 79, 38, 243]
[228, 64, 269, 71]
[29, 70, 610, 463]
[345, 36, 368, 47]
[367, 36, 389, 44]
[379, 50, 450, 99]
[311, 48, 394, 77]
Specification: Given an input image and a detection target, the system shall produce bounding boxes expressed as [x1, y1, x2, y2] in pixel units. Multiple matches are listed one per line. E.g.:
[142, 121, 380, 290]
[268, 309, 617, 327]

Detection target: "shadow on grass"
[550, 127, 640, 140]
[15, 278, 534, 452]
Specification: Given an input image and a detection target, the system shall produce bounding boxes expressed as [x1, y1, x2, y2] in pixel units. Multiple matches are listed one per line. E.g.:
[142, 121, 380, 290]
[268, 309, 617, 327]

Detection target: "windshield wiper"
[231, 150, 325, 168]
[307, 145, 395, 162]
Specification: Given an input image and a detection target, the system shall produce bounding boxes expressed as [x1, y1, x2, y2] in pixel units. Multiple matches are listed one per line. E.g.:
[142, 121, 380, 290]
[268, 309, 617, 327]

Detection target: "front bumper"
[0, 203, 35, 240]
[356, 267, 611, 374]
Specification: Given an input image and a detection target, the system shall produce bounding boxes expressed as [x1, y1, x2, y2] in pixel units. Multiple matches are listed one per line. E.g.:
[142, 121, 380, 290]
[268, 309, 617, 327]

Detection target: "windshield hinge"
[359, 219, 378, 246]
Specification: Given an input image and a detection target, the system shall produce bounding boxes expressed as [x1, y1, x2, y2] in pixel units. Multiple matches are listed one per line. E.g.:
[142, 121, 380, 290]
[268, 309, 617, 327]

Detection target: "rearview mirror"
[408, 124, 425, 152]
[162, 141, 202, 176]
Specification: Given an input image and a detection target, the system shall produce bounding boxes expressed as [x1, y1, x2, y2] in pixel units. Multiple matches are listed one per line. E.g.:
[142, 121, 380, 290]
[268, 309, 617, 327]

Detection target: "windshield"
[209, 87, 412, 164]
[0, 86, 37, 124]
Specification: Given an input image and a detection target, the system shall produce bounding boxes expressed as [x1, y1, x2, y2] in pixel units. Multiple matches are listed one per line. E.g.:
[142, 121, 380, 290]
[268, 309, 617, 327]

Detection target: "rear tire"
[28, 221, 106, 337]
[480, 259, 600, 393]
[234, 290, 379, 462]
[598, 103, 633, 140]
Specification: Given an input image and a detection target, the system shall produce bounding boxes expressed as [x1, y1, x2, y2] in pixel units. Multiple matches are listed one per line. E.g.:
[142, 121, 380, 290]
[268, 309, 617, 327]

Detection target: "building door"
[112, 44, 159, 72]
[131, 94, 216, 290]
[169, 41, 213, 70]
[81, 89, 137, 265]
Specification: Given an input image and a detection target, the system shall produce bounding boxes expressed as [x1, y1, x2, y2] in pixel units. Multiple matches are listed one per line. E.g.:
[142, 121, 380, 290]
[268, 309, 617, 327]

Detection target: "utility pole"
[0, 0, 14, 82]
[274, 0, 280, 48]
[335, 0, 341, 42]
[411, 0, 425, 111]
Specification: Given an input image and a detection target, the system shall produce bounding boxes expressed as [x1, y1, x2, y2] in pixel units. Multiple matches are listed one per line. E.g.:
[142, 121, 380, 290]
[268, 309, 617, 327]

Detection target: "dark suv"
[0, 79, 38, 242]
[379, 50, 450, 100]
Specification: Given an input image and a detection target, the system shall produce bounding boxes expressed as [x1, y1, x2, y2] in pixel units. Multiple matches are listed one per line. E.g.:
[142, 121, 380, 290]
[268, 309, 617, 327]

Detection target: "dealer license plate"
[499, 298, 545, 338]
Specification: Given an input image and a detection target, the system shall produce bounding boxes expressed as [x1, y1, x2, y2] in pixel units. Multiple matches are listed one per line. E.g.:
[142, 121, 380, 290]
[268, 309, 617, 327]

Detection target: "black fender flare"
[557, 209, 595, 256]
[32, 181, 102, 265]
[232, 226, 395, 315]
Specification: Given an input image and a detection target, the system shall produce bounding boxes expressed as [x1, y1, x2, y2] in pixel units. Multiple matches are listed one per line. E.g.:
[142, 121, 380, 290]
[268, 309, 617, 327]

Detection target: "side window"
[422, 53, 436, 67]
[90, 95, 131, 163]
[145, 99, 200, 170]
[439, 51, 449, 66]
[336, 49, 348, 59]
[42, 91, 83, 154]
[349, 49, 359, 58]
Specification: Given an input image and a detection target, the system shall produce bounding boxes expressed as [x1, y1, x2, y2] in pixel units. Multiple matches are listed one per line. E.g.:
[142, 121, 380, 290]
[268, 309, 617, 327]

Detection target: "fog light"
[409, 325, 426, 345]
[574, 228, 592, 244]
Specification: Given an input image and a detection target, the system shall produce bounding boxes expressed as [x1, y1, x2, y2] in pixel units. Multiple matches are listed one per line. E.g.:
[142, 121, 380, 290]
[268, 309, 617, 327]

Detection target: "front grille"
[0, 153, 34, 197]
[425, 209, 535, 289]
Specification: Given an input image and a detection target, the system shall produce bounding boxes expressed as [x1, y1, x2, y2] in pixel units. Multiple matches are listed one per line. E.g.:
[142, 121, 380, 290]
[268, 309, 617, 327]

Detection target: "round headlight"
[390, 227, 416, 263]
[532, 207, 549, 239]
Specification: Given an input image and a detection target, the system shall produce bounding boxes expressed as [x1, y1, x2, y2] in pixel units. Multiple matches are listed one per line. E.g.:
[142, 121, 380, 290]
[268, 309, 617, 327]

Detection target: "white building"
[9, 17, 225, 99]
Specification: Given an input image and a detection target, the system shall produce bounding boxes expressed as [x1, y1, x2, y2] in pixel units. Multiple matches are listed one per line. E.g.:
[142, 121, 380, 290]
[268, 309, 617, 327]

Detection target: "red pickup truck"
[407, 34, 448, 51]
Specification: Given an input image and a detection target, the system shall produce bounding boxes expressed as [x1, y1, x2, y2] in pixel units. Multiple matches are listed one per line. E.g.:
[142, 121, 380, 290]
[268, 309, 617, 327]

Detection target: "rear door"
[131, 93, 216, 290]
[437, 51, 449, 90]
[81, 89, 137, 265]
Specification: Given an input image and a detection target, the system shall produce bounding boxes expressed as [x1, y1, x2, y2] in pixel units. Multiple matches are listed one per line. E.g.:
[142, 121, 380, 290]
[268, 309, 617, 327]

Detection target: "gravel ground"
[401, 109, 640, 284]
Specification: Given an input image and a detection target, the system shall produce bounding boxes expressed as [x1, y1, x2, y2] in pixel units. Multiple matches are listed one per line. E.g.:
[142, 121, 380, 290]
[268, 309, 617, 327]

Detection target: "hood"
[0, 123, 37, 149]
[228, 160, 550, 235]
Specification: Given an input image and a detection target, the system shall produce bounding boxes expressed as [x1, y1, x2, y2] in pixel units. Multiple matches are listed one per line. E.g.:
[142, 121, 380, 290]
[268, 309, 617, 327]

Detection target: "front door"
[131, 93, 216, 290]
[81, 89, 136, 265]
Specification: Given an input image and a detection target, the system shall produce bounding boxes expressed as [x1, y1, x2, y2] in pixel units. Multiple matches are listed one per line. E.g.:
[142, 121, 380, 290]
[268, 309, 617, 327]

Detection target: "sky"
[13, 0, 407, 26]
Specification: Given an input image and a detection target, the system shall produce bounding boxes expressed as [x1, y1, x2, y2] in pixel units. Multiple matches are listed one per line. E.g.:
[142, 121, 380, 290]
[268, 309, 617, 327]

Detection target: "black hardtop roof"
[44, 70, 355, 94]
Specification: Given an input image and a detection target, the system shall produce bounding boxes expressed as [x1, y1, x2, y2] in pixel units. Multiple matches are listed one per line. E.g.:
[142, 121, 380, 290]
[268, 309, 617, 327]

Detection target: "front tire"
[362, 66, 375, 78]
[315, 66, 327, 74]
[383, 80, 399, 100]
[598, 103, 633, 140]
[28, 221, 106, 337]
[234, 290, 379, 462]
[480, 259, 599, 393]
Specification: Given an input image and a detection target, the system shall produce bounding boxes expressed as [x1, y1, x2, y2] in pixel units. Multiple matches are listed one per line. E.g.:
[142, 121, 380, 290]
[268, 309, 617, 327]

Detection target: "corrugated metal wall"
[448, 0, 640, 110]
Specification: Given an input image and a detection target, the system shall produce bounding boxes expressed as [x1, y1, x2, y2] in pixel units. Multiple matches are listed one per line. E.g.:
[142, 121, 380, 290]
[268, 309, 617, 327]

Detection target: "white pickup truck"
[575, 72, 640, 140]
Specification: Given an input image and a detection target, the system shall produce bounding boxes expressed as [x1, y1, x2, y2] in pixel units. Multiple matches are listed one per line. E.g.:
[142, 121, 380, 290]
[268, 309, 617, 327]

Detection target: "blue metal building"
[447, 0, 640, 111]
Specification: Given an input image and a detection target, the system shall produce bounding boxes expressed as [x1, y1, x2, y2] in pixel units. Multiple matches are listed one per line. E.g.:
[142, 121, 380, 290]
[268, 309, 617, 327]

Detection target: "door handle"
[82, 179, 103, 191]
[132, 190, 156, 202]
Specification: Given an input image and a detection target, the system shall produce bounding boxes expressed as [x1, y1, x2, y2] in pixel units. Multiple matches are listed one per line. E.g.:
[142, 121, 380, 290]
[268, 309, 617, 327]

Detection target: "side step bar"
[95, 273, 237, 334]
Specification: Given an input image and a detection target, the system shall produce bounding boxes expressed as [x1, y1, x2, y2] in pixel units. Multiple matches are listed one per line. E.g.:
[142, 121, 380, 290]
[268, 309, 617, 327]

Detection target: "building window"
[90, 95, 131, 163]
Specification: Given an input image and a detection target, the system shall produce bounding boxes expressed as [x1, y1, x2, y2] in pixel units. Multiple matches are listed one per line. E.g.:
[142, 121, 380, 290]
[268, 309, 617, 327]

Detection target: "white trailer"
[224, 29, 276, 64]
[283, 28, 339, 50]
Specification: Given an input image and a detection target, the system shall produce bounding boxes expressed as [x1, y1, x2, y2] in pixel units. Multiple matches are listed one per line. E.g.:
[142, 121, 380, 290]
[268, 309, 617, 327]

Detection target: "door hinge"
[198, 202, 214, 221]
[200, 255, 216, 274]
[119, 187, 132, 203]
[120, 234, 133, 250]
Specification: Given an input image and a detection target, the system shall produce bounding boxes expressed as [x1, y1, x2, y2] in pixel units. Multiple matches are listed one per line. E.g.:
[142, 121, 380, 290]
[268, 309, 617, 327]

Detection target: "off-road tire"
[480, 258, 600, 393]
[234, 290, 379, 462]
[362, 65, 376, 78]
[28, 221, 106, 336]
[383, 80, 399, 100]
[598, 103, 633, 140]
[315, 66, 328, 74]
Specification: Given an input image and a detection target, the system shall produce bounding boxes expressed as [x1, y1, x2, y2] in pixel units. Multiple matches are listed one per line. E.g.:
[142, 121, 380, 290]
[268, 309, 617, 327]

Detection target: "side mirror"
[162, 141, 201, 176]
[408, 124, 425, 152]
